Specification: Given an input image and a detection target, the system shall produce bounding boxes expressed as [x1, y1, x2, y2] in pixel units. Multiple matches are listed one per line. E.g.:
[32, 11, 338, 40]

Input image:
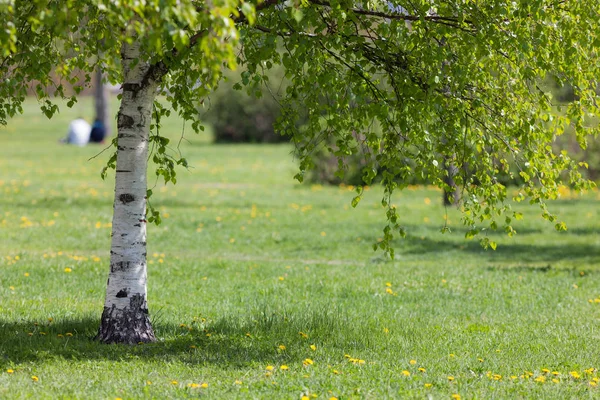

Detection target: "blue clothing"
[90, 119, 107, 143]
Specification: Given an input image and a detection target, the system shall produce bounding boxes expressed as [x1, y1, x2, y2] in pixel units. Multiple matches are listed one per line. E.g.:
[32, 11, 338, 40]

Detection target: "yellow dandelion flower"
[266, 365, 274, 371]
[451, 394, 461, 400]
[385, 287, 394, 294]
[510, 375, 517, 380]
[447, 376, 455, 381]
[449, 353, 455, 357]
[187, 383, 200, 388]
[493, 374, 502, 381]
[146, 381, 152, 385]
[589, 381, 597, 387]
[402, 370, 410, 376]
[478, 358, 484, 362]
[302, 396, 310, 400]
[534, 376, 546, 383]
[329, 397, 338, 400]
[7, 369, 14, 374]
[235, 380, 242, 385]
[383, 327, 389, 334]
[385, 282, 392, 287]
[541, 368, 550, 373]
[570, 371, 581, 379]
[64, 267, 72, 273]
[278, 276, 285, 281]
[24, 272, 30, 277]
[171, 380, 178, 385]
[310, 344, 317, 351]
[332, 370, 339, 374]
[57, 334, 63, 338]
[552, 371, 560, 376]
[552, 378, 560, 383]
[424, 383, 432, 388]
[278, 345, 286, 350]
[31, 376, 39, 382]
[303, 358, 314, 366]
[280, 365, 289, 371]
[584, 368, 595, 374]
[66, 332, 73, 337]
[299, 331, 308, 338]
[418, 367, 426, 372]
[200, 383, 208, 388]
[9, 286, 14, 290]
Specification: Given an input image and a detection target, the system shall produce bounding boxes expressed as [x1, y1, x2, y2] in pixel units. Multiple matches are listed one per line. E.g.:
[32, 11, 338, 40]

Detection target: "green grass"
[1, 97, 600, 399]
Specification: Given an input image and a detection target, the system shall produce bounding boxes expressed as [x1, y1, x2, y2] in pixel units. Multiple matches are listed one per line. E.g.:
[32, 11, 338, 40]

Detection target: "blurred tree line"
[205, 68, 599, 186]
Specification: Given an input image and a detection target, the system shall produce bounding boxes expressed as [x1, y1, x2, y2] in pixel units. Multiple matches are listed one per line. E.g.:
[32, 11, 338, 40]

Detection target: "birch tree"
[1, 0, 598, 344]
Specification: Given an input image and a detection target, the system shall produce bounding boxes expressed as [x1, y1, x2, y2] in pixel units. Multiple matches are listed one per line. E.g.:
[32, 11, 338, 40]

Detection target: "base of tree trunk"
[95, 301, 156, 344]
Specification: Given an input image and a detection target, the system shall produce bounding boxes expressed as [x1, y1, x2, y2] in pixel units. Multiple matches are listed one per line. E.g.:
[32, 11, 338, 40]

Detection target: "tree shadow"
[396, 234, 600, 265]
[0, 307, 368, 367]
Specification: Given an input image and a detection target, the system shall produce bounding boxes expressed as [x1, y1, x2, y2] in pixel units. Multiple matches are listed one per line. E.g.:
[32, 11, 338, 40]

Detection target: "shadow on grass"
[396, 233, 600, 265]
[0, 306, 372, 367]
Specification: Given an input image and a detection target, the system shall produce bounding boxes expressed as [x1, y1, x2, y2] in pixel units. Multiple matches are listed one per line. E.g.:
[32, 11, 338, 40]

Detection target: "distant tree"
[1, 1, 598, 344]
[92, 67, 110, 141]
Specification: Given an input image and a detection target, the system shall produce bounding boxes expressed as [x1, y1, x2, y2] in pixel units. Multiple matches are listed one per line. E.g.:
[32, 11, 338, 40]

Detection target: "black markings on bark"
[110, 261, 130, 272]
[116, 289, 128, 298]
[130, 293, 145, 309]
[122, 82, 142, 96]
[95, 301, 156, 345]
[117, 113, 135, 129]
[119, 193, 135, 204]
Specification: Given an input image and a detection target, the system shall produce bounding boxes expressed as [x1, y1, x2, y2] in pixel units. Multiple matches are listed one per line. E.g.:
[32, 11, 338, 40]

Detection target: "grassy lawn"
[1, 97, 599, 399]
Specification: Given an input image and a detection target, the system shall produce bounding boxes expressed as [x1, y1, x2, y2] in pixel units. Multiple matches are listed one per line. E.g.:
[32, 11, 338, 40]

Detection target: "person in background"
[89, 118, 107, 143]
[61, 117, 91, 146]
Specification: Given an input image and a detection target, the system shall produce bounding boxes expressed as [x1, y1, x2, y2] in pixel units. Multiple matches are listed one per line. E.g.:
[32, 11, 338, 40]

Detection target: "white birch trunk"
[96, 36, 159, 344]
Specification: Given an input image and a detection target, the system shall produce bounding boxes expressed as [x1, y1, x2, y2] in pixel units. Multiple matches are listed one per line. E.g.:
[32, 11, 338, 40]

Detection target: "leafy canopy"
[1, 0, 599, 255]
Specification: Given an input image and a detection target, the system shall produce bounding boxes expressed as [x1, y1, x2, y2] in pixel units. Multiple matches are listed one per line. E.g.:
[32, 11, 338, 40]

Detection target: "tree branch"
[309, 0, 474, 28]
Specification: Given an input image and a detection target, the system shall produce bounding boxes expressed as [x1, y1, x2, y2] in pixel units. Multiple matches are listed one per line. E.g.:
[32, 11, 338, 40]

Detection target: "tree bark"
[96, 37, 158, 344]
[443, 156, 460, 206]
[94, 67, 111, 137]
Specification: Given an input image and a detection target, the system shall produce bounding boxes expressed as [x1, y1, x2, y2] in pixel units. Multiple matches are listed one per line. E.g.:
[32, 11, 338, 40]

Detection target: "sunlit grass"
[0, 97, 599, 399]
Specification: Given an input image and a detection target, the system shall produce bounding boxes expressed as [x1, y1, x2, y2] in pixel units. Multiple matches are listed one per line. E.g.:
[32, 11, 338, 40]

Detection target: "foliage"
[1, 105, 600, 398]
[1, 1, 599, 256]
